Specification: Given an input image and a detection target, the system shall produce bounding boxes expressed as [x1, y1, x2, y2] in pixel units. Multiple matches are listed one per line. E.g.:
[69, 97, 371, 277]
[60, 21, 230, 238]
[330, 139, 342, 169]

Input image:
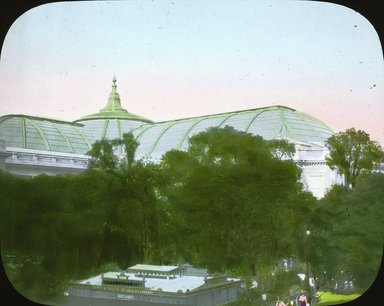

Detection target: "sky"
[0, 0, 383, 145]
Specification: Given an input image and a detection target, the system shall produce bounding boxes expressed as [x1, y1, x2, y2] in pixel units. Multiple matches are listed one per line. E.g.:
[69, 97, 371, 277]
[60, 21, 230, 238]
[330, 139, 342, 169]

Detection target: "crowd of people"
[275, 293, 312, 306]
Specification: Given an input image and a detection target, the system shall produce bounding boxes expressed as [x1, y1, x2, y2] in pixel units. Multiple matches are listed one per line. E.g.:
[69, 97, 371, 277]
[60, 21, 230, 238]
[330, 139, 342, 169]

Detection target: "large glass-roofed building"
[0, 77, 340, 198]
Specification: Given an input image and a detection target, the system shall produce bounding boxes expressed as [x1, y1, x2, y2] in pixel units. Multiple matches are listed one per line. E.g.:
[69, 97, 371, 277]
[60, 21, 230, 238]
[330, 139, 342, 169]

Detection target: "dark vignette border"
[0, 1, 382, 305]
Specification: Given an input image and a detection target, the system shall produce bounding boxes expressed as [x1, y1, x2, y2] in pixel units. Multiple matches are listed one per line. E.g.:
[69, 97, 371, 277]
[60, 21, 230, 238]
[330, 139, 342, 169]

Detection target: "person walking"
[298, 293, 308, 306]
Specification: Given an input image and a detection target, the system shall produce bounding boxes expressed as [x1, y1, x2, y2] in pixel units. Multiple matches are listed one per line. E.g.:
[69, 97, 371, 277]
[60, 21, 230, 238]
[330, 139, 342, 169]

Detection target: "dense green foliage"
[325, 128, 384, 189]
[0, 128, 382, 305]
[160, 127, 312, 276]
[308, 173, 384, 293]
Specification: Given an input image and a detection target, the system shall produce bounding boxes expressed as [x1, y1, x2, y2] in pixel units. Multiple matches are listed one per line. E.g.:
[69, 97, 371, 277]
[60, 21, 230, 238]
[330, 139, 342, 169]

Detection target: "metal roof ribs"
[244, 109, 268, 133]
[25, 118, 51, 151]
[72, 125, 93, 150]
[148, 122, 178, 156]
[21, 117, 27, 149]
[276, 107, 294, 139]
[101, 119, 110, 139]
[49, 121, 75, 153]
[297, 113, 326, 142]
[176, 117, 206, 150]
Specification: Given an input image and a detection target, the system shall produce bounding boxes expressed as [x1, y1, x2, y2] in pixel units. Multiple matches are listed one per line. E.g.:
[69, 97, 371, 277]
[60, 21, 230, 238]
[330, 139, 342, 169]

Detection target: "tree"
[160, 126, 312, 276]
[339, 173, 384, 292]
[267, 138, 296, 160]
[86, 132, 167, 267]
[312, 173, 384, 293]
[309, 185, 348, 291]
[325, 128, 384, 189]
[0, 171, 113, 303]
[86, 132, 140, 171]
[86, 138, 117, 171]
[1, 132, 166, 302]
[113, 132, 139, 168]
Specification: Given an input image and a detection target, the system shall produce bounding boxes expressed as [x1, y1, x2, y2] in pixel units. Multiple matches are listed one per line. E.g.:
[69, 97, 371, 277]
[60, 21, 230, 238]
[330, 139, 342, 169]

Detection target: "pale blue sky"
[1, 0, 383, 144]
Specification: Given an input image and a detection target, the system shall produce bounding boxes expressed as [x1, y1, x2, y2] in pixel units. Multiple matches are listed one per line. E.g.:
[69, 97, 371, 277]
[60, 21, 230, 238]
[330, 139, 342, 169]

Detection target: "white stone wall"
[3, 147, 88, 177]
[294, 144, 342, 198]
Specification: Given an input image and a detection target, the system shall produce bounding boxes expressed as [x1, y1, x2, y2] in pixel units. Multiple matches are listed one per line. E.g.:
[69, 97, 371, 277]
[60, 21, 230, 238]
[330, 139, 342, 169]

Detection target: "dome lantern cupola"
[75, 77, 153, 123]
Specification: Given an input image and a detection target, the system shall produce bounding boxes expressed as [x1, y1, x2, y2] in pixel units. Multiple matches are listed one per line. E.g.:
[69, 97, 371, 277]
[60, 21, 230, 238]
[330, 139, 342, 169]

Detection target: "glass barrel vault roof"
[0, 115, 94, 154]
[131, 106, 333, 161]
[0, 105, 334, 160]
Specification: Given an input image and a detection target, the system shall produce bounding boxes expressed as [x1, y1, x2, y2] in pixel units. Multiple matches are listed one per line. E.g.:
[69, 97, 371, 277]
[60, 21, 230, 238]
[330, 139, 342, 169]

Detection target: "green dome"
[75, 77, 153, 123]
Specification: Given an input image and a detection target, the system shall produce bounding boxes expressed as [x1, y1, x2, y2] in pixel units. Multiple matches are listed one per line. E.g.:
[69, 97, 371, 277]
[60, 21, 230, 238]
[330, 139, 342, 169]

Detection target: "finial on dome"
[100, 76, 124, 112]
